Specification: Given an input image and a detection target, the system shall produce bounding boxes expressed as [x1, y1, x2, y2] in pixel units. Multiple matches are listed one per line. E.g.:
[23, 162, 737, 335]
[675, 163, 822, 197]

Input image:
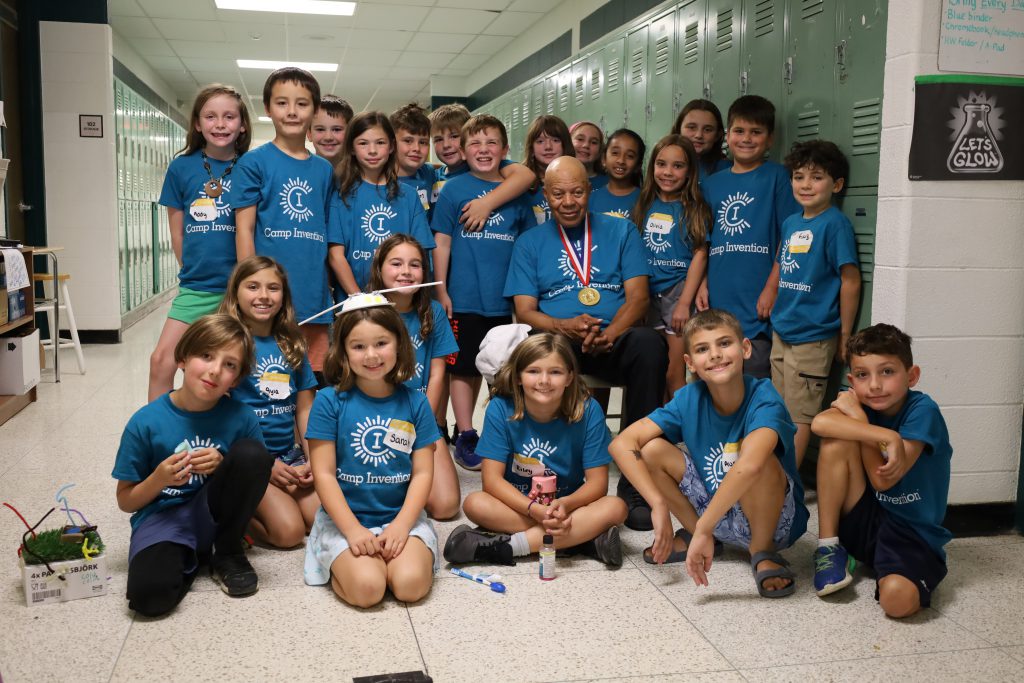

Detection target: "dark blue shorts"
[128, 487, 216, 573]
[838, 485, 947, 607]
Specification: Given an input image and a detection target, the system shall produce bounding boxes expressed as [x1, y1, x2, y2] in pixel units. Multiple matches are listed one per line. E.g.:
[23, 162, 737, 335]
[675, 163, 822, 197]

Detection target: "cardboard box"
[21, 553, 109, 606]
[0, 327, 40, 394]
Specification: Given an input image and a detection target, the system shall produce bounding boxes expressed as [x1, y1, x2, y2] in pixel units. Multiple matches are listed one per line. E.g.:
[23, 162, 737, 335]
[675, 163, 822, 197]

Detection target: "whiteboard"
[938, 1, 1024, 77]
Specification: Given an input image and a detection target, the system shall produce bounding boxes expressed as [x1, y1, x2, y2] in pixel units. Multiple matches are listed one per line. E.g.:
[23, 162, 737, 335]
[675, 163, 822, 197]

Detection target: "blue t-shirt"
[647, 375, 808, 546]
[865, 391, 952, 560]
[476, 396, 611, 499]
[589, 174, 609, 190]
[401, 301, 458, 394]
[233, 143, 335, 324]
[398, 163, 436, 219]
[432, 173, 533, 316]
[327, 180, 435, 291]
[158, 152, 239, 292]
[305, 385, 440, 528]
[525, 185, 550, 225]
[112, 394, 263, 531]
[504, 212, 649, 329]
[639, 198, 697, 294]
[230, 335, 317, 457]
[703, 161, 801, 339]
[698, 157, 732, 185]
[589, 186, 640, 221]
[772, 206, 859, 344]
[432, 159, 512, 204]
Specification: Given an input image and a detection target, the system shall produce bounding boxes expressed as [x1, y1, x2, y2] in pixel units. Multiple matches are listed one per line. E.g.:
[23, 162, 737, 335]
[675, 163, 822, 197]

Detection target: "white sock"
[510, 532, 530, 557]
[818, 536, 840, 548]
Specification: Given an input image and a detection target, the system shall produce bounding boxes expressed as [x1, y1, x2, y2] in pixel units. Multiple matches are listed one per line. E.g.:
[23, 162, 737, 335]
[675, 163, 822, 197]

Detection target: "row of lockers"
[115, 78, 185, 314]
[481, 0, 886, 190]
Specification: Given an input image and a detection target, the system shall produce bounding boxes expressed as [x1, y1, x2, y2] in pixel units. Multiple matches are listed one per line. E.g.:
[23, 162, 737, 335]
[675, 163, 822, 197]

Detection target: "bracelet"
[526, 499, 537, 516]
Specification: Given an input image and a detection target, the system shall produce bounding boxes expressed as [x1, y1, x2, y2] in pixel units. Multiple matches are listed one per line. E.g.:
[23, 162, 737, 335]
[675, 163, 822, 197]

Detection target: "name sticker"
[257, 371, 291, 400]
[431, 181, 444, 204]
[789, 230, 814, 254]
[722, 441, 740, 473]
[384, 419, 416, 454]
[511, 453, 545, 478]
[417, 188, 430, 210]
[646, 212, 674, 237]
[189, 198, 217, 222]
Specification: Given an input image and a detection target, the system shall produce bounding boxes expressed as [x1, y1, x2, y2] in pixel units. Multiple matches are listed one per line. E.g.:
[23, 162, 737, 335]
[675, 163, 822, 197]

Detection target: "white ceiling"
[108, 0, 559, 139]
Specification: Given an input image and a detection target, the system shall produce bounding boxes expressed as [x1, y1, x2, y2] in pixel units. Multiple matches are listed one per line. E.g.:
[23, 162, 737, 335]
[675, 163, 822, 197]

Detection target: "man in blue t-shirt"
[609, 309, 808, 599]
[504, 156, 667, 531]
[701, 96, 801, 379]
[811, 324, 952, 618]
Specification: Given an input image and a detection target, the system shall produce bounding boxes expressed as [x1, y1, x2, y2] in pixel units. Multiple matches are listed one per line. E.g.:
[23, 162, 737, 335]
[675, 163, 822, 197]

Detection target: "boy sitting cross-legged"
[608, 309, 808, 598]
[811, 324, 952, 618]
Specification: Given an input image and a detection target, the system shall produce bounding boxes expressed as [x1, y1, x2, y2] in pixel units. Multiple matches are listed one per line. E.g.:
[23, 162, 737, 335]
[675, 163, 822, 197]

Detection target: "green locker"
[837, 187, 876, 332]
[675, 0, 708, 113]
[836, 0, 886, 188]
[118, 199, 127, 313]
[544, 72, 558, 116]
[557, 65, 572, 122]
[740, 0, 786, 155]
[625, 24, 649, 137]
[647, 10, 677, 139]
[705, 0, 741, 105]
[783, 0, 838, 148]
[586, 48, 604, 131]
[571, 58, 588, 125]
[517, 86, 531, 159]
[530, 79, 544, 126]
[599, 37, 626, 134]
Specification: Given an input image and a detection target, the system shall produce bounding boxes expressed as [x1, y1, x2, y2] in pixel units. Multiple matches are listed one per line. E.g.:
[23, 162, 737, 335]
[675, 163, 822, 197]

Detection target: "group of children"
[112, 66, 951, 619]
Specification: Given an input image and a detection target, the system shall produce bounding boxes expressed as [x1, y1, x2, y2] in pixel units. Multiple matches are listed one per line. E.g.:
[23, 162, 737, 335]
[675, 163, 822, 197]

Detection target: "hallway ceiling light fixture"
[216, 0, 356, 16]
[237, 59, 339, 72]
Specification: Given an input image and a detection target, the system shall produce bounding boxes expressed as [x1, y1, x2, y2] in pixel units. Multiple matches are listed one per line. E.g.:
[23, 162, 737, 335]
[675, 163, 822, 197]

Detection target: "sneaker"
[443, 524, 515, 565]
[211, 554, 259, 597]
[813, 544, 855, 596]
[617, 478, 652, 531]
[453, 429, 482, 471]
[591, 526, 623, 568]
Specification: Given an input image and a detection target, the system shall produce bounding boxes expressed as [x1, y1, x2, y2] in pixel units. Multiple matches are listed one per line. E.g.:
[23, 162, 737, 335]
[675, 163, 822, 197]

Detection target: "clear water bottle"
[539, 534, 556, 581]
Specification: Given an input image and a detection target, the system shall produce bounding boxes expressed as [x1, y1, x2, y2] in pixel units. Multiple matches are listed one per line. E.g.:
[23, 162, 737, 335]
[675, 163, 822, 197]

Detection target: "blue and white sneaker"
[814, 544, 855, 596]
[453, 428, 482, 471]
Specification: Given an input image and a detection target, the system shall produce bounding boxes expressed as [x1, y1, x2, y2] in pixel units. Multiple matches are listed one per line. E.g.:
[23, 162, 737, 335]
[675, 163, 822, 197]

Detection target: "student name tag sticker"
[789, 230, 814, 254]
[417, 188, 430, 210]
[532, 204, 547, 224]
[431, 181, 444, 204]
[646, 212, 674, 236]
[511, 453, 545, 478]
[384, 419, 416, 455]
[189, 198, 217, 222]
[257, 371, 291, 400]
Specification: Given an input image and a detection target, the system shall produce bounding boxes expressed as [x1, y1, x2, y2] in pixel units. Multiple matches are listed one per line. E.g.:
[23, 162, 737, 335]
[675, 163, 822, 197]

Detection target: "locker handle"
[645, 102, 654, 121]
[740, 71, 749, 95]
[836, 40, 848, 70]
[703, 84, 711, 99]
[784, 57, 794, 85]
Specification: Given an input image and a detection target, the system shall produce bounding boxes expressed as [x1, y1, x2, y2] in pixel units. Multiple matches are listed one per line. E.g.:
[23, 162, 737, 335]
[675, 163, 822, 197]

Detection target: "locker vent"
[591, 66, 602, 99]
[559, 80, 570, 112]
[607, 57, 621, 92]
[683, 22, 699, 64]
[801, 0, 824, 20]
[796, 109, 820, 139]
[532, 93, 542, 119]
[754, 0, 775, 37]
[521, 96, 530, 127]
[655, 35, 671, 75]
[630, 47, 645, 85]
[546, 85, 556, 114]
[716, 8, 733, 52]
[851, 98, 882, 156]
[511, 106, 520, 129]
[575, 74, 585, 106]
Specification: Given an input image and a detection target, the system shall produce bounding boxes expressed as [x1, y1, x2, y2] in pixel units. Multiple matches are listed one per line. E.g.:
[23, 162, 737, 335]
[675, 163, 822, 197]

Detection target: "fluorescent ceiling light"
[216, 0, 356, 16]
[237, 59, 338, 72]
[258, 116, 272, 122]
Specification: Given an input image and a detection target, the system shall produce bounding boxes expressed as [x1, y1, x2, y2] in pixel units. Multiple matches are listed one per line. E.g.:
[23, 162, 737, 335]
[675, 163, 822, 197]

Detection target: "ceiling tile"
[126, 36, 177, 56]
[152, 18, 226, 42]
[439, 67, 473, 76]
[168, 40, 254, 61]
[419, 7, 496, 34]
[431, 0, 509, 9]
[110, 16, 161, 39]
[286, 26, 354, 49]
[395, 50, 456, 68]
[108, 0, 146, 17]
[507, 0, 554, 11]
[144, 55, 188, 72]
[446, 52, 486, 71]
[387, 66, 440, 80]
[337, 64, 394, 82]
[461, 34, 513, 54]
[341, 49, 402, 67]
[353, 5, 430, 30]
[180, 57, 238, 72]
[404, 32, 473, 52]
[220, 21, 290, 48]
[137, 0, 218, 21]
[342, 29, 411, 50]
[374, 78, 430, 92]
[482, 11, 542, 36]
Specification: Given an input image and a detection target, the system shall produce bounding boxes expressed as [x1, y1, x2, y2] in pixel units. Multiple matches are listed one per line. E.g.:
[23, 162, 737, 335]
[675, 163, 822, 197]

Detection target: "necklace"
[201, 150, 237, 199]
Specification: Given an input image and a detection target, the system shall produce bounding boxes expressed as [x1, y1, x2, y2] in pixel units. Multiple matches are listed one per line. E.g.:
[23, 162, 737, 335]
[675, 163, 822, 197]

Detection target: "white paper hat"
[336, 292, 394, 316]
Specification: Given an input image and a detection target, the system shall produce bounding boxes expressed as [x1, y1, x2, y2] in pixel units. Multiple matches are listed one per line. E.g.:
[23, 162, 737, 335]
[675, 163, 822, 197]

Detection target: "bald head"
[543, 156, 590, 228]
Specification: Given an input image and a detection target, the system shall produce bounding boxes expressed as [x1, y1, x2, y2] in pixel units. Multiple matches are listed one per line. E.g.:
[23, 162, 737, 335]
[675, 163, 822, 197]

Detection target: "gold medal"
[578, 286, 600, 306]
[204, 178, 223, 198]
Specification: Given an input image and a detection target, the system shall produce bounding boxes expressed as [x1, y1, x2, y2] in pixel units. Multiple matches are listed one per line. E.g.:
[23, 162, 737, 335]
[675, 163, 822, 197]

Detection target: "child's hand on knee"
[831, 389, 864, 419]
[188, 447, 223, 476]
[377, 522, 411, 561]
[345, 525, 380, 558]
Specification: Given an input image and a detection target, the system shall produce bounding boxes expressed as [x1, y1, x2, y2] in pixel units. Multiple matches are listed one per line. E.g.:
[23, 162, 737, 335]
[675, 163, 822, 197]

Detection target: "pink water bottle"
[531, 473, 557, 505]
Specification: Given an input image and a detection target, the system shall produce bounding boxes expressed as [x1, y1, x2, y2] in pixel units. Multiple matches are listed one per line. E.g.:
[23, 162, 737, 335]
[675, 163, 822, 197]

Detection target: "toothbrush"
[450, 567, 506, 593]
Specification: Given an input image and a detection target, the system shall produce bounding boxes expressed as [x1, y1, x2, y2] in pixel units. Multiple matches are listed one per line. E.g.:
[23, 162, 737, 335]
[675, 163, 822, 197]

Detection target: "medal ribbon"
[557, 215, 591, 287]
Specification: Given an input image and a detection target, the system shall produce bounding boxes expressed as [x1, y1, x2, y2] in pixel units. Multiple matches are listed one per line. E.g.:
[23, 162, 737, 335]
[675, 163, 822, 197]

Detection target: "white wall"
[39, 21, 121, 331]
[876, 1, 1024, 503]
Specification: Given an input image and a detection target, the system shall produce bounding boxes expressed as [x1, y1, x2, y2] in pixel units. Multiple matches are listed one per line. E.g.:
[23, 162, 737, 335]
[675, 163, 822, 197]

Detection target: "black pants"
[574, 327, 667, 428]
[126, 439, 273, 617]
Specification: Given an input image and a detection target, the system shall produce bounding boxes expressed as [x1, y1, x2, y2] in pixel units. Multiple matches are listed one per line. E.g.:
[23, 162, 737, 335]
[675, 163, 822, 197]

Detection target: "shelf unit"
[0, 247, 37, 426]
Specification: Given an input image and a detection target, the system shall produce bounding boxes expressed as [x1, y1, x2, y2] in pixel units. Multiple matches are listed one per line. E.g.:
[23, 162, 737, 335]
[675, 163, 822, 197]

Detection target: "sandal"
[750, 550, 796, 598]
[643, 528, 723, 565]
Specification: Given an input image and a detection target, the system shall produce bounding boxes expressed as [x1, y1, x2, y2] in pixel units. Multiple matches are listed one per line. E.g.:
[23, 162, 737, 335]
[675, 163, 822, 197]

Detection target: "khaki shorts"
[770, 332, 836, 424]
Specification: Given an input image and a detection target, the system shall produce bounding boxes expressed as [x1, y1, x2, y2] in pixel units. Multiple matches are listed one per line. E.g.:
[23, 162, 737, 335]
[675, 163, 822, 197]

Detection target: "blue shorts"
[303, 507, 439, 585]
[128, 487, 215, 572]
[838, 485, 947, 607]
[678, 446, 797, 549]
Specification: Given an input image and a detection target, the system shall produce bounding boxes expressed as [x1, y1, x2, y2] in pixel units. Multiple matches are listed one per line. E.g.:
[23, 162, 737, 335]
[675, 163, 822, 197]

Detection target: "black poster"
[909, 75, 1024, 181]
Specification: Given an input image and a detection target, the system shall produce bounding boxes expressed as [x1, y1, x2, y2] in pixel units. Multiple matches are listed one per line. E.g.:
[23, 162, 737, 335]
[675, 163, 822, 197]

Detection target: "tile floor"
[1, 304, 1023, 682]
